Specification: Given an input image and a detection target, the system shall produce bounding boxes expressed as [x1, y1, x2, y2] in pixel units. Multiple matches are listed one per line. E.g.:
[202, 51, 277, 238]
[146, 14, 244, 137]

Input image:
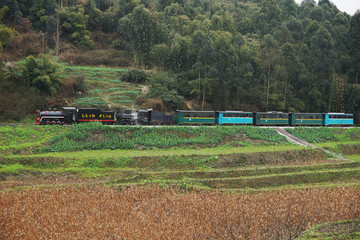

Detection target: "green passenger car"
[253, 112, 289, 126]
[174, 110, 215, 125]
[289, 113, 323, 126]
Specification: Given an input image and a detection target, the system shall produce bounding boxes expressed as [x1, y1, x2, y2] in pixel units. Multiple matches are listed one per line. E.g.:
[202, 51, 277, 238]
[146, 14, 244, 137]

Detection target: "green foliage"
[59, 6, 94, 48]
[239, 126, 286, 142]
[29, 0, 57, 30]
[287, 127, 337, 143]
[0, 5, 9, 23]
[120, 69, 148, 83]
[0, 0, 359, 115]
[20, 54, 61, 95]
[0, 124, 66, 152]
[119, 4, 164, 67]
[147, 72, 183, 111]
[42, 124, 288, 153]
[0, 25, 18, 47]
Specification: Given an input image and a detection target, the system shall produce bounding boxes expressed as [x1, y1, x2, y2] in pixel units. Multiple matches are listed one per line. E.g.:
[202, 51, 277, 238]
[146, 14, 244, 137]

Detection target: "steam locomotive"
[35, 107, 172, 125]
[36, 107, 354, 126]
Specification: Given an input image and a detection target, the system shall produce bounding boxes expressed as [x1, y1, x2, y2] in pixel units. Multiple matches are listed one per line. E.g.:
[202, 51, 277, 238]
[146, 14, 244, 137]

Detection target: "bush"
[147, 72, 184, 111]
[121, 69, 148, 83]
[0, 26, 18, 47]
[20, 54, 61, 95]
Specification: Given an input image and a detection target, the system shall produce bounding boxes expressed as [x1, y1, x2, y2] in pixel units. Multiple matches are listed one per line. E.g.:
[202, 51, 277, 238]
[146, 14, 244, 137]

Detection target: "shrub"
[20, 54, 61, 95]
[121, 69, 148, 83]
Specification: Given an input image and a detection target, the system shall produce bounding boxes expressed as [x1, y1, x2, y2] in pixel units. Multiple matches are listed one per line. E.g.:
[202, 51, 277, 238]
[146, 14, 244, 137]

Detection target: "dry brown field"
[1, 185, 359, 239]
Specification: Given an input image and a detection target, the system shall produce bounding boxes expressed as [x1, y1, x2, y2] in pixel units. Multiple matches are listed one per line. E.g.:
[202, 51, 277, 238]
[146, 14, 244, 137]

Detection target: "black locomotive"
[36, 107, 114, 125]
[36, 107, 172, 125]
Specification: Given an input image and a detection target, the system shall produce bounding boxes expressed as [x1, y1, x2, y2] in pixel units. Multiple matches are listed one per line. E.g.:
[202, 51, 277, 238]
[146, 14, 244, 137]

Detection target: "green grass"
[112, 100, 133, 103]
[122, 91, 142, 95]
[287, 127, 360, 143]
[17, 145, 306, 161]
[286, 127, 337, 143]
[299, 219, 360, 240]
[40, 123, 289, 152]
[63, 65, 128, 73]
[346, 155, 360, 161]
[0, 125, 67, 152]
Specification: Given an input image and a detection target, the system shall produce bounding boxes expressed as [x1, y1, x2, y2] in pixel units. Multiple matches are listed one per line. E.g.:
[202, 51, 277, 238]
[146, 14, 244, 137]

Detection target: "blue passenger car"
[215, 111, 253, 125]
[323, 113, 353, 126]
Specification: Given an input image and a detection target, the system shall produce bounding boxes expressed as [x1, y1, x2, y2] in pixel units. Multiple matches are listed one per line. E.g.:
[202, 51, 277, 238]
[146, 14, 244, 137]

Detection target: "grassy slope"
[58, 64, 143, 110]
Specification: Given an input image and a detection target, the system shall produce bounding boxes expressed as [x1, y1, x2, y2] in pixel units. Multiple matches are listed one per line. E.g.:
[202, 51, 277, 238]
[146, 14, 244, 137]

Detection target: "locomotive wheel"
[57, 121, 61, 125]
[46, 121, 50, 125]
[52, 121, 56, 125]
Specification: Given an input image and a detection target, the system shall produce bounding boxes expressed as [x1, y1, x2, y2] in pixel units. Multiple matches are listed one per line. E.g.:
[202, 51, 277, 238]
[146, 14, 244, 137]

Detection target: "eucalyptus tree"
[348, 11, 360, 84]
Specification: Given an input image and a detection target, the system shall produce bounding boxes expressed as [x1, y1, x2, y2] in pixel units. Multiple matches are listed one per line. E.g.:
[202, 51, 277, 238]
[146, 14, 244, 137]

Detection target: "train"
[36, 107, 354, 127]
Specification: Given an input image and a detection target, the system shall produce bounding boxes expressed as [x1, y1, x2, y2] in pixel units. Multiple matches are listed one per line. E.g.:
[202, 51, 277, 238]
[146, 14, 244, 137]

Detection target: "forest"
[0, 0, 360, 122]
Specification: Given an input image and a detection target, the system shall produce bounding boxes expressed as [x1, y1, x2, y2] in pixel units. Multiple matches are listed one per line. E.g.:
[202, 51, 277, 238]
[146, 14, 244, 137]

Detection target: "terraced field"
[1, 124, 360, 191]
[1, 124, 359, 239]
[59, 64, 143, 109]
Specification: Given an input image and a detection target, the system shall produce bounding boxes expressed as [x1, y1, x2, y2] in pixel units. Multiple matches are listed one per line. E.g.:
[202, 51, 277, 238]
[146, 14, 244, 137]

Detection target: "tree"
[189, 30, 215, 107]
[279, 0, 298, 20]
[258, 34, 280, 111]
[168, 35, 190, 72]
[348, 11, 360, 84]
[309, 27, 336, 111]
[212, 31, 238, 109]
[0, 5, 9, 23]
[84, 0, 103, 31]
[0, 0, 22, 24]
[278, 42, 302, 111]
[151, 43, 170, 71]
[257, 0, 281, 35]
[120, 5, 162, 68]
[147, 72, 184, 111]
[59, 6, 94, 48]
[304, 20, 320, 46]
[286, 16, 303, 42]
[29, 0, 57, 30]
[21, 54, 61, 95]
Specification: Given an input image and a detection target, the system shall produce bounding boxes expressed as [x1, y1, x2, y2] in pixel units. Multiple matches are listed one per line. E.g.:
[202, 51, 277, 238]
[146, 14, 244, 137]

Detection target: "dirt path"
[273, 127, 348, 160]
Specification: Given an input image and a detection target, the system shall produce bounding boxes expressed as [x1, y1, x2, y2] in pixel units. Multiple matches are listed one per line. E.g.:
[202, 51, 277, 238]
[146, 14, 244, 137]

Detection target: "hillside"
[0, 0, 360, 122]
